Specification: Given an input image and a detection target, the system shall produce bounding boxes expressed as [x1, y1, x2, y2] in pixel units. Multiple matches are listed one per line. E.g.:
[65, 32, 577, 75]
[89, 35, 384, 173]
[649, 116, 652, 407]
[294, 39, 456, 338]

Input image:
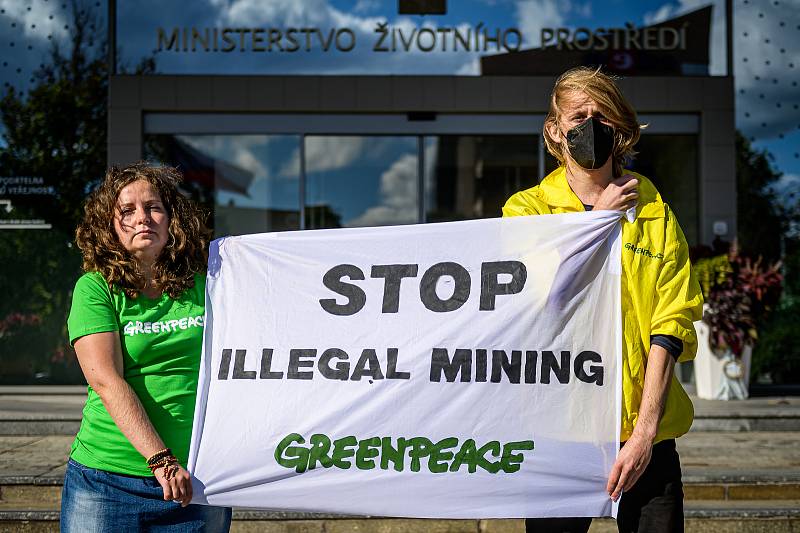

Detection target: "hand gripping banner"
[188, 212, 623, 518]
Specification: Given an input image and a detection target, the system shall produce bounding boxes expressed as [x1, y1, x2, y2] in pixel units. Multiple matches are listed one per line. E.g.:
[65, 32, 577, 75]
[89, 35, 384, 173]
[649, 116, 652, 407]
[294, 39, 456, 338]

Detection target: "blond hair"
[543, 67, 643, 177]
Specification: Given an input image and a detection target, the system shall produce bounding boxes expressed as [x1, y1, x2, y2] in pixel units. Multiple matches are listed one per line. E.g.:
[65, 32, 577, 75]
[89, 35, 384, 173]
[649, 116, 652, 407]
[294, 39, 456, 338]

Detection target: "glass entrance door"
[145, 112, 699, 242]
[144, 113, 544, 237]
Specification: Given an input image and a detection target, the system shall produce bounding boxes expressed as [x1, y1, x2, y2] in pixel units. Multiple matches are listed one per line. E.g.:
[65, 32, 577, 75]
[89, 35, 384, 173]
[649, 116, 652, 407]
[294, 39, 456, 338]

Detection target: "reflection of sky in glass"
[305, 136, 418, 227]
[4, 1, 798, 189]
[179, 135, 300, 210]
[114, 0, 728, 76]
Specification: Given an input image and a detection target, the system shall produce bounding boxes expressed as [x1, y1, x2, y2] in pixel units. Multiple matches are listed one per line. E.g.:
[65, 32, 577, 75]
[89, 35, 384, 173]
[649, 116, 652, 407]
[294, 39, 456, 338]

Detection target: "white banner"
[189, 213, 622, 519]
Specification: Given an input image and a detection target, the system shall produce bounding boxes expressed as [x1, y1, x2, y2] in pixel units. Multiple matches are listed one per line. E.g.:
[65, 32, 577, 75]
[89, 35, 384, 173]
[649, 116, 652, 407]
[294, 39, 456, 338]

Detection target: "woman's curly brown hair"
[76, 162, 212, 298]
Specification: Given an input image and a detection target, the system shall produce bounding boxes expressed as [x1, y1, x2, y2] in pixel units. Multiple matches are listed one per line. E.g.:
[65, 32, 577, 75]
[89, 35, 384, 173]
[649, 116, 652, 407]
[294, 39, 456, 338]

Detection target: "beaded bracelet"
[146, 448, 173, 467]
[148, 455, 179, 476]
[164, 463, 179, 481]
[147, 458, 174, 471]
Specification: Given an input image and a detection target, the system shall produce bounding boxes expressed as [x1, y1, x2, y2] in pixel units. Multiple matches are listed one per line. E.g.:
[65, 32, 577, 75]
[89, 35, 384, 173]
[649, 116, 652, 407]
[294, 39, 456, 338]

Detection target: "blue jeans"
[60, 458, 232, 533]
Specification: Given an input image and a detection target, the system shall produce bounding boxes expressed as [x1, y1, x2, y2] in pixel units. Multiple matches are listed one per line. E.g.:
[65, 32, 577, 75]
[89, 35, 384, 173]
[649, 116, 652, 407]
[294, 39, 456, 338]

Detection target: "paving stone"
[678, 432, 800, 469]
[0, 438, 39, 454]
[40, 464, 66, 478]
[0, 437, 70, 477]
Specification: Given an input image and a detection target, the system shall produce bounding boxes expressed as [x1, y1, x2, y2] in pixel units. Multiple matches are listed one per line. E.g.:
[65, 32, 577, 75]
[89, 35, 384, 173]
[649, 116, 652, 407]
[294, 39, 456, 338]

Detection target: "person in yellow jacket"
[504, 67, 703, 533]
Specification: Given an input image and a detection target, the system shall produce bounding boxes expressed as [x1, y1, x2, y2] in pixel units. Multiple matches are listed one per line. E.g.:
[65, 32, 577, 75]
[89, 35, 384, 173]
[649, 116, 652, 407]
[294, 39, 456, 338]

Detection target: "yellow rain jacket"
[503, 167, 703, 443]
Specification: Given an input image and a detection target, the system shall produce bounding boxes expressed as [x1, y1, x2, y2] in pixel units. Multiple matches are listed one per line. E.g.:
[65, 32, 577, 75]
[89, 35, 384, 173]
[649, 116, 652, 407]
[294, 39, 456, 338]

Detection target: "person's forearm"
[93, 377, 166, 460]
[631, 344, 675, 442]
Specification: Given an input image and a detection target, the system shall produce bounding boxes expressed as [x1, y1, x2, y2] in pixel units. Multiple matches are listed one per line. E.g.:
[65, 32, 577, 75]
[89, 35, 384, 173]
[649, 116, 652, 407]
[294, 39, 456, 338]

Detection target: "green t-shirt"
[67, 271, 206, 476]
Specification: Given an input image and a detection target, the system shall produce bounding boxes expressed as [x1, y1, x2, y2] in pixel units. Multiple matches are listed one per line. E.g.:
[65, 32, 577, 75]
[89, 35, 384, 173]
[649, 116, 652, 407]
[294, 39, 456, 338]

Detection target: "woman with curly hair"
[60, 162, 231, 532]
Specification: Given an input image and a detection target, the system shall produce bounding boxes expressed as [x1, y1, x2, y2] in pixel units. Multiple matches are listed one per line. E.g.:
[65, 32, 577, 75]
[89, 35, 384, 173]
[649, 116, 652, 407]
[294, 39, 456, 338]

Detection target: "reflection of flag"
[161, 137, 254, 196]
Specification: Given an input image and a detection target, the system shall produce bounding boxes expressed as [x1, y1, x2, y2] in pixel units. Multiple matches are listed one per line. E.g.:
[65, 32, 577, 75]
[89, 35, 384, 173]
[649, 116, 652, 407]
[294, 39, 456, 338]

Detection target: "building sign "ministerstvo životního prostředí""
[156, 22, 691, 55]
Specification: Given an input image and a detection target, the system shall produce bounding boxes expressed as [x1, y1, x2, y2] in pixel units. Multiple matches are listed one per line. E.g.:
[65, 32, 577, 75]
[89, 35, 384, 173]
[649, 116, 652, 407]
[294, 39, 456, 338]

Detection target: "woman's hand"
[606, 433, 653, 501]
[594, 175, 638, 212]
[154, 463, 193, 507]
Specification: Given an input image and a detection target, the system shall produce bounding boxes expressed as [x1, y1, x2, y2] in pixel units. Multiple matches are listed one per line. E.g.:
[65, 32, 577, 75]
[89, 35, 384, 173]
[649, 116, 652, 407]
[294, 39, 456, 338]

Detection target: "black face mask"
[565, 117, 615, 170]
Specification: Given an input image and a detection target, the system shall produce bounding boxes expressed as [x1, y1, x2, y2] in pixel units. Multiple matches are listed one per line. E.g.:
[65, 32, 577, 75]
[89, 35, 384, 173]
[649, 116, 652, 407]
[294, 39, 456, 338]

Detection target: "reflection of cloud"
[140, 0, 478, 75]
[347, 153, 418, 227]
[572, 2, 592, 18]
[456, 56, 481, 75]
[353, 0, 381, 14]
[212, 0, 331, 27]
[643, 4, 675, 25]
[515, 0, 567, 47]
[770, 173, 800, 196]
[0, 0, 69, 42]
[212, 0, 413, 40]
[180, 135, 270, 182]
[281, 136, 369, 176]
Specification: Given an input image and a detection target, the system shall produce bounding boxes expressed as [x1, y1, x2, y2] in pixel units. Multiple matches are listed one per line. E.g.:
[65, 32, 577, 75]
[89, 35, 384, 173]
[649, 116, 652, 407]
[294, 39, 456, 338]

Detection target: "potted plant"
[692, 243, 782, 400]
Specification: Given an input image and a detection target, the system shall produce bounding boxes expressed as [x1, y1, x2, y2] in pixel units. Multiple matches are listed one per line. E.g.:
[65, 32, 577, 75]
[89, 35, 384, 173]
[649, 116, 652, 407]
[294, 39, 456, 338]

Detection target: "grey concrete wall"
[108, 74, 736, 245]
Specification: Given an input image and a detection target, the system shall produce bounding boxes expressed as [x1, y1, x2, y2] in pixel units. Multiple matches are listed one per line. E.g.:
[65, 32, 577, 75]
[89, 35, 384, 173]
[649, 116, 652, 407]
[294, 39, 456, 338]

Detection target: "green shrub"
[751, 300, 800, 384]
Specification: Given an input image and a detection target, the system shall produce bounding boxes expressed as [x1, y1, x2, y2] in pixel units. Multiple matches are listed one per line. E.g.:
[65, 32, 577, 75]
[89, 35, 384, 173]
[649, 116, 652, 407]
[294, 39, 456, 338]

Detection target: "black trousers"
[525, 439, 684, 533]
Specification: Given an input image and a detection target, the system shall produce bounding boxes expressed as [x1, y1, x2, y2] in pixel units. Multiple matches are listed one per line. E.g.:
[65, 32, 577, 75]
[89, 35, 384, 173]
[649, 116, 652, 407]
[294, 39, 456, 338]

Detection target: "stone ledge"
[683, 470, 800, 484]
[0, 387, 85, 395]
[1, 507, 800, 521]
[8, 471, 800, 486]
[0, 422, 81, 437]
[233, 510, 358, 520]
[690, 418, 800, 431]
[0, 477, 63, 486]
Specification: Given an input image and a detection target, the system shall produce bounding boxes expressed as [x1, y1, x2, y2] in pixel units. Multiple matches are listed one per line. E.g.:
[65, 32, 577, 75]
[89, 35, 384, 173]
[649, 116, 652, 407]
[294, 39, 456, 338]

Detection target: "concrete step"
[3, 472, 798, 512]
[689, 396, 800, 432]
[0, 388, 84, 437]
[0, 505, 799, 533]
[2, 389, 799, 532]
[1, 433, 799, 504]
[8, 415, 800, 436]
[691, 412, 800, 431]
[3, 388, 800, 435]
